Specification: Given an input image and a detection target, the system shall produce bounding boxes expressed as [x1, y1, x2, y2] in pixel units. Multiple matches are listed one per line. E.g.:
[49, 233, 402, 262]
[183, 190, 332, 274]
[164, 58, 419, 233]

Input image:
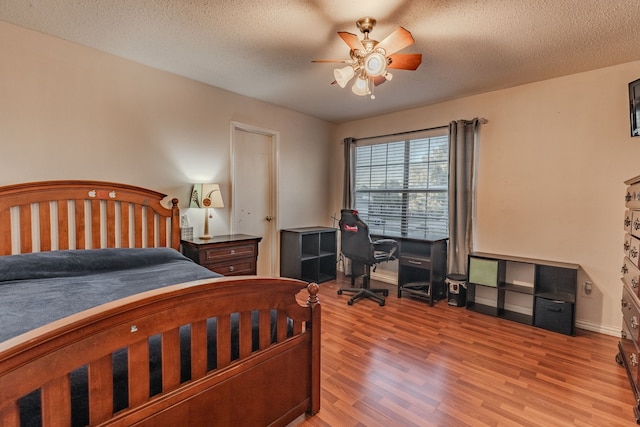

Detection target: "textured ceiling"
[2, 0, 640, 123]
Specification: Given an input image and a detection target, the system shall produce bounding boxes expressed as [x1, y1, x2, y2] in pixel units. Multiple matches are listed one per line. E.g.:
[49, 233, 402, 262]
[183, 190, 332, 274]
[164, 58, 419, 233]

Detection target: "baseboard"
[369, 270, 397, 285]
[575, 319, 620, 337]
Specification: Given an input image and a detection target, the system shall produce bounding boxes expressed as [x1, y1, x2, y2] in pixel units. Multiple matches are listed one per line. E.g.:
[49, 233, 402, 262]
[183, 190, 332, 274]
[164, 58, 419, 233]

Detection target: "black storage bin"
[446, 274, 467, 307]
[534, 297, 574, 335]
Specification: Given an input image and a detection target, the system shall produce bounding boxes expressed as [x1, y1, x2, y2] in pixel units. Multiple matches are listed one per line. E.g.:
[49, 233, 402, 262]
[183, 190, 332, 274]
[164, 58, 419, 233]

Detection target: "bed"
[0, 180, 320, 426]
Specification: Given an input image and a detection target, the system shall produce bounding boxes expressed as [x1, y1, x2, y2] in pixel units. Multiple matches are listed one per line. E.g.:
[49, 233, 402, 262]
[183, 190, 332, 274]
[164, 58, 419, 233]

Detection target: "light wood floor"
[290, 274, 636, 426]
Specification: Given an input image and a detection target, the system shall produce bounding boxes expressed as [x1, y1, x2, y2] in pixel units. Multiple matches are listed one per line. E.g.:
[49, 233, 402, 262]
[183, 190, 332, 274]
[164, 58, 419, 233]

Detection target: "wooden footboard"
[0, 277, 320, 426]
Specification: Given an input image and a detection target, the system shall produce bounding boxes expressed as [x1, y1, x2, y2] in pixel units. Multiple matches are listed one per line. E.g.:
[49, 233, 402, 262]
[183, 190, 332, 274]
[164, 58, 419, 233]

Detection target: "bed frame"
[0, 180, 320, 426]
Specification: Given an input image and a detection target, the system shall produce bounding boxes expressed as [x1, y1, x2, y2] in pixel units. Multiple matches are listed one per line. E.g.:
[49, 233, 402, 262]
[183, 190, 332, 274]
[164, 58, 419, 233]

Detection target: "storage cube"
[534, 297, 574, 335]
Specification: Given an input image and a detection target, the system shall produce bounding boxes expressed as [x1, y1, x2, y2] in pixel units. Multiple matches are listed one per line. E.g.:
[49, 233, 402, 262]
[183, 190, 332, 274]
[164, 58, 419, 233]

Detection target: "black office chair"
[337, 209, 398, 306]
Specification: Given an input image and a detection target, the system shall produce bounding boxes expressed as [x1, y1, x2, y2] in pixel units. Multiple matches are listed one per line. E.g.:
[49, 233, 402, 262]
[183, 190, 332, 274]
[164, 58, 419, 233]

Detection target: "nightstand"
[181, 234, 262, 276]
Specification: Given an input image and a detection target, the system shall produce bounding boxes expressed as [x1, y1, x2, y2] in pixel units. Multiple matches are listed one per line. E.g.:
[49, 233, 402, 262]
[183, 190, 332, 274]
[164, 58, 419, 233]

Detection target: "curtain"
[342, 137, 355, 208]
[341, 137, 355, 275]
[447, 119, 480, 275]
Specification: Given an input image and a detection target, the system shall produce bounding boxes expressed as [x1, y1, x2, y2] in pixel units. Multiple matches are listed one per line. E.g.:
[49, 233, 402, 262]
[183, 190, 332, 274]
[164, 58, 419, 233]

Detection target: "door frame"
[230, 121, 280, 275]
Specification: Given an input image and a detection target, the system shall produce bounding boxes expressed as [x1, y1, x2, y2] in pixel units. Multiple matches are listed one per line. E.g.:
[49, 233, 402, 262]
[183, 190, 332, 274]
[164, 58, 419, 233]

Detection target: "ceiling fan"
[313, 17, 422, 99]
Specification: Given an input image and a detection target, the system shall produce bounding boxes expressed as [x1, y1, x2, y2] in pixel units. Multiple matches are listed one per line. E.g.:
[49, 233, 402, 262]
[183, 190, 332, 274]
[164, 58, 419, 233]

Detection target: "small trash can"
[446, 273, 467, 307]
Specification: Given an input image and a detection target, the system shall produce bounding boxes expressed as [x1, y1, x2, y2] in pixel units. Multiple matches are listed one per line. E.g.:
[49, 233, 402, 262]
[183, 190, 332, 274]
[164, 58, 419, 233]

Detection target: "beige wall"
[333, 61, 640, 335]
[0, 21, 335, 236]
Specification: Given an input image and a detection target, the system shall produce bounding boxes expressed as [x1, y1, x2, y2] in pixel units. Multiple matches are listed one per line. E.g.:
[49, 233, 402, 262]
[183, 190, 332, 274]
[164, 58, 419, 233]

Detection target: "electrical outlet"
[583, 281, 593, 297]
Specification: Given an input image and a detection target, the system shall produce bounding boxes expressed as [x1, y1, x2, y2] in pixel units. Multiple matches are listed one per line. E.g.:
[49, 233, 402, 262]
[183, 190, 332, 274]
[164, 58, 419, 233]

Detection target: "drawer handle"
[626, 192, 632, 202]
[229, 266, 234, 272]
[632, 316, 638, 329]
[622, 330, 628, 339]
[407, 259, 423, 265]
[625, 241, 631, 252]
[634, 277, 639, 289]
[622, 264, 629, 274]
[622, 298, 629, 309]
[635, 218, 640, 230]
[632, 353, 638, 367]
[626, 217, 632, 227]
[632, 247, 638, 258]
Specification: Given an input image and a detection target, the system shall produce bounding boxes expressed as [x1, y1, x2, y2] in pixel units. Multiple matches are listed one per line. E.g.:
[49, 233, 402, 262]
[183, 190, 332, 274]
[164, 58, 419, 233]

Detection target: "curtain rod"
[350, 117, 488, 143]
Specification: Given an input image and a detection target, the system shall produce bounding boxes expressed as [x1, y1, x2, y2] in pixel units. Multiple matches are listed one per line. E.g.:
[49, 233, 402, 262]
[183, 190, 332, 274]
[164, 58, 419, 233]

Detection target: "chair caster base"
[337, 285, 388, 306]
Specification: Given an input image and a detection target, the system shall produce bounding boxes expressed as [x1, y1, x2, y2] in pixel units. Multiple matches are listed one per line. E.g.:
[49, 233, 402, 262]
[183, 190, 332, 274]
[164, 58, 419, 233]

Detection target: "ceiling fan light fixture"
[352, 76, 371, 96]
[364, 52, 386, 77]
[313, 17, 421, 99]
[334, 65, 356, 88]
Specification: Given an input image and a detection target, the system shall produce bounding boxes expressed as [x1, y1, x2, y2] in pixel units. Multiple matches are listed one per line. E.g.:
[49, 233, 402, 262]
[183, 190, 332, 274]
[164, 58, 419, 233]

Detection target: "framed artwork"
[630, 78, 640, 137]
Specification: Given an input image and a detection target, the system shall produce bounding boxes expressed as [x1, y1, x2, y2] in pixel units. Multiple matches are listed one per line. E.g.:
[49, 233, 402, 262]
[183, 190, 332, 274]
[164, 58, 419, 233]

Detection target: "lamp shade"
[190, 183, 224, 209]
[351, 76, 371, 96]
[334, 66, 355, 88]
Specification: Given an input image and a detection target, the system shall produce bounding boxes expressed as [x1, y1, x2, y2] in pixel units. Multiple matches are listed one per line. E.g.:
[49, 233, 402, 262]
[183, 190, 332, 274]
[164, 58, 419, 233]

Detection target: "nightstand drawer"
[206, 258, 256, 276]
[203, 243, 256, 262]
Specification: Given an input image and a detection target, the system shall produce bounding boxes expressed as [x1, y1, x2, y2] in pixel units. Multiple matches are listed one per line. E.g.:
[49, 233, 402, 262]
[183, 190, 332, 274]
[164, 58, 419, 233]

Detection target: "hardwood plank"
[57, 200, 69, 250]
[41, 375, 71, 427]
[0, 209, 11, 255]
[90, 199, 100, 249]
[191, 320, 208, 379]
[88, 355, 113, 424]
[75, 200, 85, 249]
[121, 202, 130, 248]
[106, 200, 116, 248]
[161, 328, 181, 392]
[289, 274, 636, 426]
[19, 204, 31, 254]
[129, 339, 150, 407]
[38, 201, 51, 251]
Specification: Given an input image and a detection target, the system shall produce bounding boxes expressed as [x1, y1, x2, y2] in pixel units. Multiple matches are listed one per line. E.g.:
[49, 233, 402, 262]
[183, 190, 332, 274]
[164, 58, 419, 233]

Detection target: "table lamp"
[190, 183, 224, 239]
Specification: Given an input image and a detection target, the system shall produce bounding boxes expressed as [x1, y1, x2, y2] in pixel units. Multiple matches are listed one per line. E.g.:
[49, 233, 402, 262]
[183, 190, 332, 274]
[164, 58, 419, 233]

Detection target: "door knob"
[265, 216, 273, 222]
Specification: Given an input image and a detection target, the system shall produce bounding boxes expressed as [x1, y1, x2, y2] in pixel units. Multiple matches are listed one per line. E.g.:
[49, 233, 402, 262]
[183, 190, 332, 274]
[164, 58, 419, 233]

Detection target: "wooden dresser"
[619, 175, 640, 422]
[181, 234, 262, 276]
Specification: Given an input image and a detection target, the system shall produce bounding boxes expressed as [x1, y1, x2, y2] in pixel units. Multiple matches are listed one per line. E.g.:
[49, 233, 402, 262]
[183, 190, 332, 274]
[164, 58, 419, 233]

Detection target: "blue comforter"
[0, 247, 221, 343]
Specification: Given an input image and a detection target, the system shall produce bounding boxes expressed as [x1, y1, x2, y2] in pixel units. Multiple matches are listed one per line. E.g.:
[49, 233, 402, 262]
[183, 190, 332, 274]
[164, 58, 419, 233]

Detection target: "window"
[353, 134, 449, 239]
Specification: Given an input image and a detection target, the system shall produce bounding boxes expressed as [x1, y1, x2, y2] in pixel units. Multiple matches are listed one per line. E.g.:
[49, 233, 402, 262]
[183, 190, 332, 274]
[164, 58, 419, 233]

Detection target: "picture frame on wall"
[630, 78, 640, 137]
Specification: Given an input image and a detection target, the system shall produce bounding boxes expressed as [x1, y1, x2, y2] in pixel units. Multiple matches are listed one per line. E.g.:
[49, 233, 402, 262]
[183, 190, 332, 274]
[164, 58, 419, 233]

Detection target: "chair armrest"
[373, 239, 398, 259]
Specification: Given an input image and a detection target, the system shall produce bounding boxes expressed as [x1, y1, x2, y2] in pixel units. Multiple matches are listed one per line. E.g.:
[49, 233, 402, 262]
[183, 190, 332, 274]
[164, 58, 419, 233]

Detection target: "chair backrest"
[339, 209, 374, 264]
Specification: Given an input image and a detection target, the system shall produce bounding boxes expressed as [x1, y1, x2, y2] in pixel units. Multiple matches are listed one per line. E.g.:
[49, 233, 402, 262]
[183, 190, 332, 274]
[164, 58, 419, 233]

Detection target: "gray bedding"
[0, 247, 221, 343]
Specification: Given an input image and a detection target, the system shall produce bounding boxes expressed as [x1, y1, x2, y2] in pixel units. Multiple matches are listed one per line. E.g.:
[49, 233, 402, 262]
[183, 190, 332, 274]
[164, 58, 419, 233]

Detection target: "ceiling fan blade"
[338, 31, 363, 51]
[387, 53, 422, 70]
[376, 27, 415, 55]
[373, 75, 387, 87]
[311, 59, 350, 63]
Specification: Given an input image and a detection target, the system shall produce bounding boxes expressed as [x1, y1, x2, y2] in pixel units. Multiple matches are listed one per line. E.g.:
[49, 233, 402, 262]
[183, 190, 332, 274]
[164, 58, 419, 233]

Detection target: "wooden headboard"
[0, 180, 180, 255]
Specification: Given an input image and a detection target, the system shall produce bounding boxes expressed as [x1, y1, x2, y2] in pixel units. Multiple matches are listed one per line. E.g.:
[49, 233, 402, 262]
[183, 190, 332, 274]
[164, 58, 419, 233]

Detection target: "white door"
[231, 122, 278, 276]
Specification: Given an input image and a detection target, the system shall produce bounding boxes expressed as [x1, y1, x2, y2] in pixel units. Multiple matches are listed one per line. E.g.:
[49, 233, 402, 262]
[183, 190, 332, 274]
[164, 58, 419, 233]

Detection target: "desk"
[181, 234, 262, 276]
[390, 235, 448, 306]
